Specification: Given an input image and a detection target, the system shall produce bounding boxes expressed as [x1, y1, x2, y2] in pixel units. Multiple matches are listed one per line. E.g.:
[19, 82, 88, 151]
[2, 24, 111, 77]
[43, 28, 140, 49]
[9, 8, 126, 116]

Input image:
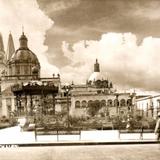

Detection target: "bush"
[9, 117, 18, 126]
[148, 120, 156, 129]
[69, 116, 86, 126]
[0, 116, 9, 123]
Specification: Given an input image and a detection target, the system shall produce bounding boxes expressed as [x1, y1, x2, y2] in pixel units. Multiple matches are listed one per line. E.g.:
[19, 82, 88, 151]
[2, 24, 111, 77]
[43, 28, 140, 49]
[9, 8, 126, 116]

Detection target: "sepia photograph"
[0, 0, 160, 159]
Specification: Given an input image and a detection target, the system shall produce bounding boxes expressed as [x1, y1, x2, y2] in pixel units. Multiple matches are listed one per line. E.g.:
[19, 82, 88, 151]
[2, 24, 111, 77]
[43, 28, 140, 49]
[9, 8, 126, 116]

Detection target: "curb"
[0, 140, 159, 147]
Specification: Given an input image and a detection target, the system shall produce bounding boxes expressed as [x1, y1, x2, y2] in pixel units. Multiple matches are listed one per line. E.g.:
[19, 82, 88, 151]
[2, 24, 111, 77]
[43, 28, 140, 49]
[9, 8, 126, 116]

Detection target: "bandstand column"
[30, 94, 33, 116]
[52, 94, 55, 115]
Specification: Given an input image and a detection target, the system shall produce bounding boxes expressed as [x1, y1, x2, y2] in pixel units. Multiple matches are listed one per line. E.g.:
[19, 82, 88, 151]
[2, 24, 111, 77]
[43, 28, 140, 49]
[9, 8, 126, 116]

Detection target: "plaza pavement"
[0, 126, 158, 145]
[0, 144, 160, 160]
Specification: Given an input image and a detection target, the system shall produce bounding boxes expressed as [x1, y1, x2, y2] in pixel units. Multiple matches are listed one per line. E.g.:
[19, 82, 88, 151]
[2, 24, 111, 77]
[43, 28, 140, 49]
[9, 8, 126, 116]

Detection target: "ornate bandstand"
[11, 81, 59, 117]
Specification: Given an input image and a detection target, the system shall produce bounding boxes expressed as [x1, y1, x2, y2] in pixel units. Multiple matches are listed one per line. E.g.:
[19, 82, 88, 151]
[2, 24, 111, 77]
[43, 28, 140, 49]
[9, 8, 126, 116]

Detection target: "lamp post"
[63, 85, 72, 129]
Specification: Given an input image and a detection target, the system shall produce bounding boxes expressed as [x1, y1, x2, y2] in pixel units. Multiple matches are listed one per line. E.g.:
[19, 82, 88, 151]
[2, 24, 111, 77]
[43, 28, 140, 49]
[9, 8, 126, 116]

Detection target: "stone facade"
[136, 95, 160, 119]
[58, 60, 136, 119]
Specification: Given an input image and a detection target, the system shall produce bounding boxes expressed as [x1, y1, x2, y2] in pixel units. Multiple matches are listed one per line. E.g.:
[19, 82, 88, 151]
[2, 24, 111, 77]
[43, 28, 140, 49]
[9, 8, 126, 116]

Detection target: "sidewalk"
[0, 126, 158, 145]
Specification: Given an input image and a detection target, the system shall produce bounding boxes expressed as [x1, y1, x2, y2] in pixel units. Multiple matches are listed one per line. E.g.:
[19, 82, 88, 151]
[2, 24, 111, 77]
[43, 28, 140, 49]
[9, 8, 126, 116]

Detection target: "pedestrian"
[154, 112, 160, 141]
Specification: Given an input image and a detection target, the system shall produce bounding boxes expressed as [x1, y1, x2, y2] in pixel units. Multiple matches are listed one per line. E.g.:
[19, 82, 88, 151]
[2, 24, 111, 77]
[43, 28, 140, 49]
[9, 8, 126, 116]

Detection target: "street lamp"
[63, 85, 72, 129]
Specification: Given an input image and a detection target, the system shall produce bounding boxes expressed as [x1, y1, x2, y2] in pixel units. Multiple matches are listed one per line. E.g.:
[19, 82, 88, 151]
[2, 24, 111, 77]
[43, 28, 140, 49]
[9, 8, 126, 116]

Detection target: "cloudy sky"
[1, 0, 160, 92]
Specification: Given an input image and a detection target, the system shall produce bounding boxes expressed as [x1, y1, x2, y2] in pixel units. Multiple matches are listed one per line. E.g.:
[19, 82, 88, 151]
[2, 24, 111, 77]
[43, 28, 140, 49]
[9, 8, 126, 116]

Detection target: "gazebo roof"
[11, 81, 58, 95]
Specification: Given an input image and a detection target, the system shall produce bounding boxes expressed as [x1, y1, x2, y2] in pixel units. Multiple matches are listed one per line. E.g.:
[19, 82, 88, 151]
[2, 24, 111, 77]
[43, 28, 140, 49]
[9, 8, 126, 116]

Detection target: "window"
[7, 106, 11, 117]
[120, 99, 126, 106]
[88, 100, 93, 107]
[82, 100, 87, 108]
[107, 99, 112, 106]
[16, 66, 20, 75]
[94, 100, 100, 108]
[127, 99, 132, 106]
[75, 101, 80, 108]
[120, 111, 124, 114]
[114, 99, 119, 106]
[6, 98, 11, 106]
[24, 66, 28, 74]
[101, 100, 106, 107]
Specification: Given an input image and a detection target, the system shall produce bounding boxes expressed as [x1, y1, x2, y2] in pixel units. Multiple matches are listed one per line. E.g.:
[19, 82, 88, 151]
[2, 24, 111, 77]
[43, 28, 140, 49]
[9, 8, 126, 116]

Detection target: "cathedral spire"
[94, 59, 100, 72]
[22, 25, 24, 35]
[6, 32, 15, 61]
[19, 30, 28, 49]
[0, 33, 4, 52]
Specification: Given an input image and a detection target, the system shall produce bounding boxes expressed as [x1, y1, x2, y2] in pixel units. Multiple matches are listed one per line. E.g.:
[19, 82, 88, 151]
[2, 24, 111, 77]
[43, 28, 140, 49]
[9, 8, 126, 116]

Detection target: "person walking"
[155, 112, 160, 140]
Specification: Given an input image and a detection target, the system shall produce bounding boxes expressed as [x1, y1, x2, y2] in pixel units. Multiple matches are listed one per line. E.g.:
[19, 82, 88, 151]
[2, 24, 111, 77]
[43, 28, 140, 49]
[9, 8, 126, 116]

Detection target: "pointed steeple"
[0, 33, 4, 52]
[94, 59, 100, 72]
[6, 32, 15, 61]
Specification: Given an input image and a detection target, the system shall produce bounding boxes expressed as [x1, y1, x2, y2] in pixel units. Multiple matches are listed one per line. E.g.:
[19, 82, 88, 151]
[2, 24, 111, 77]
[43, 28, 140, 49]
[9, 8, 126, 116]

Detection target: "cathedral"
[0, 31, 136, 121]
[0, 31, 60, 118]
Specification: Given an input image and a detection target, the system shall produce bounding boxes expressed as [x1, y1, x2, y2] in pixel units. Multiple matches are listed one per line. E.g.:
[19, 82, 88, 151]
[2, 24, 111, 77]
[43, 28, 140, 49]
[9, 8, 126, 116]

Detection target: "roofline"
[136, 94, 160, 102]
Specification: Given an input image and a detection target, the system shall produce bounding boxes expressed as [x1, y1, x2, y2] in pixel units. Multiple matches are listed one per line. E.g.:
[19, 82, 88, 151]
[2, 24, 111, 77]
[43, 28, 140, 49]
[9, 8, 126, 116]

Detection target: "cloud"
[37, 0, 160, 69]
[133, 1, 160, 20]
[0, 0, 59, 77]
[42, 0, 80, 14]
[61, 32, 160, 91]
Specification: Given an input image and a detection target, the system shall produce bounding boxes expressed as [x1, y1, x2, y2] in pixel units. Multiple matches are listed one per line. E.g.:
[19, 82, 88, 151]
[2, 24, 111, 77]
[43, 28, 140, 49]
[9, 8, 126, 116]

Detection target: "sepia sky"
[1, 0, 160, 92]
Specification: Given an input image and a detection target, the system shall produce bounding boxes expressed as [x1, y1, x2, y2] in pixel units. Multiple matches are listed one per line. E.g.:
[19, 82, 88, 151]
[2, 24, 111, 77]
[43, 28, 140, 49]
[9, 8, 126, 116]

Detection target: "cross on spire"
[22, 25, 24, 35]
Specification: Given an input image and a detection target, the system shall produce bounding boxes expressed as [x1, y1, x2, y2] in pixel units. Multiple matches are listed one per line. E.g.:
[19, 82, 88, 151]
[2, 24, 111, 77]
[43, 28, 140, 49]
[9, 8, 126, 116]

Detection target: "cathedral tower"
[0, 33, 6, 75]
[6, 32, 15, 62]
[0, 33, 5, 63]
[0, 33, 4, 52]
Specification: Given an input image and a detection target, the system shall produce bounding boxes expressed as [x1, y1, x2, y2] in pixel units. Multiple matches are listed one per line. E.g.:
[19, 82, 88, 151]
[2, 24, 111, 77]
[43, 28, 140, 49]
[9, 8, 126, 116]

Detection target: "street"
[0, 144, 160, 160]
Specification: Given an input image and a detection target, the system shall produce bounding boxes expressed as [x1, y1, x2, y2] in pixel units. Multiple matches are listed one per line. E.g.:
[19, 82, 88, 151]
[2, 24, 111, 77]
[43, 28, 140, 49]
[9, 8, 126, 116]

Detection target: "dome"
[88, 72, 105, 82]
[9, 31, 39, 64]
[88, 59, 106, 83]
[7, 32, 40, 78]
[10, 49, 39, 64]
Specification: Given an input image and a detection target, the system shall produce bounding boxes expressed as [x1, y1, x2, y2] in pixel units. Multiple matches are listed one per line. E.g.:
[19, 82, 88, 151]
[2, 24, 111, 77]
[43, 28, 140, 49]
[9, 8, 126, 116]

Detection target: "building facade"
[136, 95, 160, 119]
[0, 31, 60, 117]
[59, 60, 136, 119]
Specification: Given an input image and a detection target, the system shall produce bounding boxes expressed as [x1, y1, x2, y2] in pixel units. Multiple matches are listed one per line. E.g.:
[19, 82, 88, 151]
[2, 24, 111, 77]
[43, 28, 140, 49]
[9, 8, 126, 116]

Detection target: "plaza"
[0, 144, 160, 160]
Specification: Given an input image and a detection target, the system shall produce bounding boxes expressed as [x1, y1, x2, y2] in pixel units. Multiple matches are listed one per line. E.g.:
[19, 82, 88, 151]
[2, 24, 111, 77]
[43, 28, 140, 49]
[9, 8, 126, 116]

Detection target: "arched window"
[94, 100, 100, 107]
[75, 101, 80, 108]
[24, 66, 28, 75]
[95, 80, 102, 87]
[82, 100, 87, 108]
[88, 100, 93, 107]
[103, 80, 108, 88]
[114, 99, 119, 106]
[16, 66, 20, 75]
[101, 100, 106, 107]
[127, 99, 132, 106]
[107, 99, 113, 106]
[120, 99, 126, 106]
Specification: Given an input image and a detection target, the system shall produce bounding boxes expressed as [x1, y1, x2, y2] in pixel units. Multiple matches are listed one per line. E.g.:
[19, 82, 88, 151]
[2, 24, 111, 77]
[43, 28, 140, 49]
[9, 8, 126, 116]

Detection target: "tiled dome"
[10, 49, 39, 64]
[88, 72, 105, 82]
[8, 32, 40, 78]
[88, 59, 106, 83]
